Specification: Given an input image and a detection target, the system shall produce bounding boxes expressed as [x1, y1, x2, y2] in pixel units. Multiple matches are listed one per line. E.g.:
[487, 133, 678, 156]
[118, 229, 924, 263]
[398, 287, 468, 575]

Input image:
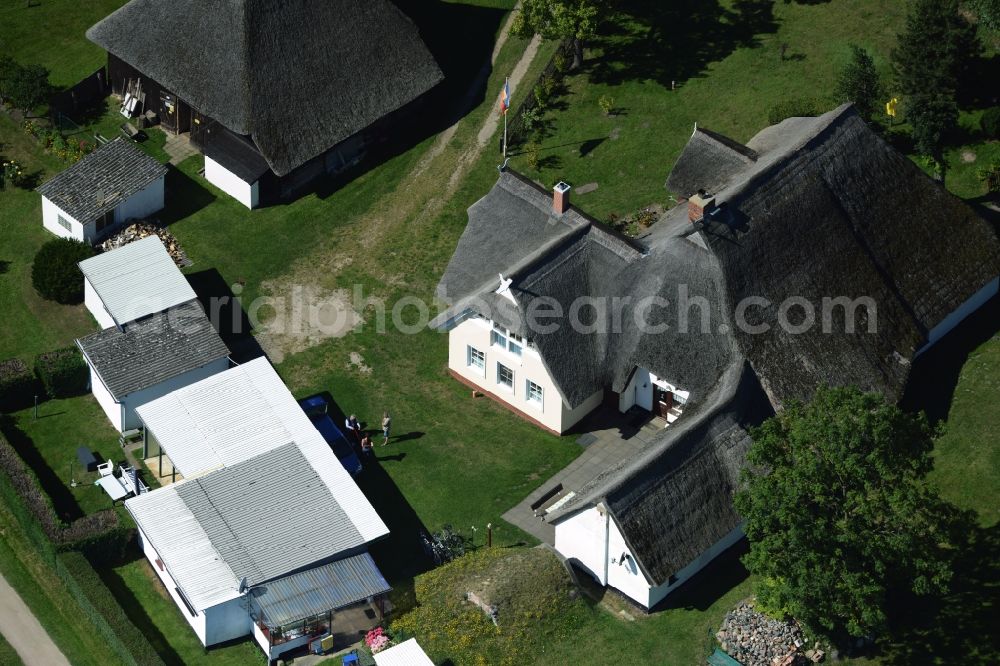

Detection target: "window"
[56, 214, 72, 232]
[526, 380, 543, 408]
[467, 346, 485, 374]
[497, 363, 513, 390]
[508, 332, 523, 357]
[490, 321, 524, 357]
[95, 210, 115, 233]
[491, 328, 508, 349]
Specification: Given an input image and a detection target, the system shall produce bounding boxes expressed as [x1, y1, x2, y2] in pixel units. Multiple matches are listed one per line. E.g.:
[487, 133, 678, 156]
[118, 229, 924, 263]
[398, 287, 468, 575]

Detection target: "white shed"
[36, 138, 167, 244]
[75, 301, 230, 432]
[78, 235, 197, 329]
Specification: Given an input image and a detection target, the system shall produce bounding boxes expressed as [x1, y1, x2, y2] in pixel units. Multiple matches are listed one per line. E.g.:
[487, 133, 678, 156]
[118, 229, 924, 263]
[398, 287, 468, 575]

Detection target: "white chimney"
[553, 181, 571, 215]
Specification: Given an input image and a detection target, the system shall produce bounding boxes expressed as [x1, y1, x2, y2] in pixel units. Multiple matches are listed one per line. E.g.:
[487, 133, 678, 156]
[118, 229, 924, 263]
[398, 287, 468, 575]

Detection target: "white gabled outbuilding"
[78, 235, 197, 329]
[36, 138, 167, 245]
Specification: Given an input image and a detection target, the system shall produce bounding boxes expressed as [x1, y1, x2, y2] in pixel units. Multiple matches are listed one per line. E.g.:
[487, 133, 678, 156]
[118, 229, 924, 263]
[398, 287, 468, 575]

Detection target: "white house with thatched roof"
[86, 0, 443, 208]
[432, 103, 1000, 608]
[36, 138, 166, 244]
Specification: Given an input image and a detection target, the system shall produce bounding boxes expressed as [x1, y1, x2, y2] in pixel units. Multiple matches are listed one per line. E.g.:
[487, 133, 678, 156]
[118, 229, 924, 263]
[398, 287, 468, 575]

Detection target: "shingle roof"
[36, 138, 166, 224]
[174, 443, 364, 586]
[251, 553, 390, 629]
[76, 301, 229, 399]
[87, 0, 443, 177]
[77, 236, 196, 326]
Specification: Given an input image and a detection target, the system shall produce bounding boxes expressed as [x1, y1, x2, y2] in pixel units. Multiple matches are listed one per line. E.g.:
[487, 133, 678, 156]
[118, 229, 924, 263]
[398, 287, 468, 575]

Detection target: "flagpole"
[503, 76, 508, 159]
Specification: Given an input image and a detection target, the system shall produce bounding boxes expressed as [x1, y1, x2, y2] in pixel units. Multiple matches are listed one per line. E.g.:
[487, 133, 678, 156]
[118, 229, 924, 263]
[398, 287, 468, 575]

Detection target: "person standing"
[381, 411, 391, 446]
[345, 414, 362, 444]
[360, 433, 373, 457]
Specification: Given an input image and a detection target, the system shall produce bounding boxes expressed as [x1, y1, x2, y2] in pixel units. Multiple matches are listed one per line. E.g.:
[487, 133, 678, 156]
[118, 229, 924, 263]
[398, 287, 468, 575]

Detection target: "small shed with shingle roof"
[37, 138, 167, 245]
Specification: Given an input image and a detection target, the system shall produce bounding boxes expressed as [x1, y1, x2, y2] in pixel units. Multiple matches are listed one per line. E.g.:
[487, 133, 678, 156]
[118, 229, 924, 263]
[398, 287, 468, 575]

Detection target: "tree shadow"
[537, 154, 562, 170]
[185, 268, 265, 363]
[900, 293, 1000, 426]
[877, 523, 1000, 665]
[157, 165, 216, 226]
[586, 0, 779, 88]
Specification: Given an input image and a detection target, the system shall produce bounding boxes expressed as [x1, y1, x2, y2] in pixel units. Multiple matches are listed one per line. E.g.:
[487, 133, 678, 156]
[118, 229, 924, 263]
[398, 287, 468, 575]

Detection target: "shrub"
[767, 98, 823, 125]
[31, 238, 96, 304]
[978, 159, 1000, 193]
[0, 358, 37, 411]
[525, 141, 541, 170]
[598, 94, 615, 116]
[981, 107, 1000, 139]
[58, 551, 166, 666]
[1, 159, 26, 189]
[35, 347, 89, 399]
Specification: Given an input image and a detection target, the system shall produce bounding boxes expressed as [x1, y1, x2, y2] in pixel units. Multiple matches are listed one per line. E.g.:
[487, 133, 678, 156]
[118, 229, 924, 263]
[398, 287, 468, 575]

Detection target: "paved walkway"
[0, 574, 71, 666]
[163, 131, 198, 165]
[503, 408, 666, 544]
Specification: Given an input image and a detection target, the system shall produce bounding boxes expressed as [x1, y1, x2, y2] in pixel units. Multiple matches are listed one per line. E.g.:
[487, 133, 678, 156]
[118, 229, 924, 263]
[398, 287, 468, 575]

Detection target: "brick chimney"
[687, 190, 716, 223]
[553, 181, 571, 215]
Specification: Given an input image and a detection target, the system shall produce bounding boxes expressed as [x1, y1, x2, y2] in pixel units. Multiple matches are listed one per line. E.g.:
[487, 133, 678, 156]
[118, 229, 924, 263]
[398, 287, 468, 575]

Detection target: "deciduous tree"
[735, 387, 963, 641]
[511, 0, 610, 69]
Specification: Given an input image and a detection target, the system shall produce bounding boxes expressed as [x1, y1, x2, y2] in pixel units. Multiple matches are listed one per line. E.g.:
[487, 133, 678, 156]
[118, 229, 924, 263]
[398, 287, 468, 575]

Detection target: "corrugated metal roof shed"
[251, 553, 390, 629]
[135, 356, 388, 543]
[373, 639, 435, 666]
[174, 443, 364, 585]
[78, 235, 197, 326]
[125, 485, 241, 611]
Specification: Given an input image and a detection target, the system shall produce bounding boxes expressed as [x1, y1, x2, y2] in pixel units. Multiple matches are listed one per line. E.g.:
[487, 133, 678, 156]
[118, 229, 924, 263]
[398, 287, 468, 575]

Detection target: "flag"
[500, 78, 510, 115]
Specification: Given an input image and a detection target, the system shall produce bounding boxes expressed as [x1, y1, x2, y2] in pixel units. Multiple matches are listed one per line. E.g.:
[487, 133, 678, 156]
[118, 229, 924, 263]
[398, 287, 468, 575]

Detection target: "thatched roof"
[665, 126, 758, 198]
[677, 104, 1000, 405]
[87, 0, 443, 176]
[548, 360, 772, 586]
[434, 171, 736, 409]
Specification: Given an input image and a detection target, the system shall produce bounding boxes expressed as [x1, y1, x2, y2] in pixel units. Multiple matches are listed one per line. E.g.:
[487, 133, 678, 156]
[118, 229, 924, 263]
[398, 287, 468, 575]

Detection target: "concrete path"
[503, 408, 666, 544]
[0, 574, 71, 666]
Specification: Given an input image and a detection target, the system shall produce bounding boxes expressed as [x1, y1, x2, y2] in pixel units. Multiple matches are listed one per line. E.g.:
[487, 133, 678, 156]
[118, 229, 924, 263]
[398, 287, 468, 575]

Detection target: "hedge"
[982, 107, 1000, 140]
[0, 357, 36, 412]
[35, 347, 88, 399]
[57, 551, 166, 666]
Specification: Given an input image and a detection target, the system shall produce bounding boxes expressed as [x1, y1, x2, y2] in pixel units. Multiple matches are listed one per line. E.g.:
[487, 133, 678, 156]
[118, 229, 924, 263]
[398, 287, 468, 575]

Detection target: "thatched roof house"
[668, 104, 1000, 406]
[87, 0, 442, 207]
[433, 103, 1000, 609]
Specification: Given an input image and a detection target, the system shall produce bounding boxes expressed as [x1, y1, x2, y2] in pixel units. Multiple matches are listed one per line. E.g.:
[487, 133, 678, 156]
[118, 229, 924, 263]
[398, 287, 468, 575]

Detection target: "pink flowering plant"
[364, 626, 392, 653]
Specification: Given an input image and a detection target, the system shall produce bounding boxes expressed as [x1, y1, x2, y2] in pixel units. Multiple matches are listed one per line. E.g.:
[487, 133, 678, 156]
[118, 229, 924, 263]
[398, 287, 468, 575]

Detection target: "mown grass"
[0, 0, 126, 87]
[0, 631, 24, 666]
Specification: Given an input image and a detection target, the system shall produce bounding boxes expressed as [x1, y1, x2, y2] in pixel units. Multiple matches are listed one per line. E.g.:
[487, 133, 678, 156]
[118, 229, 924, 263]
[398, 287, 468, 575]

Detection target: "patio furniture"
[342, 650, 360, 666]
[119, 464, 149, 495]
[97, 460, 114, 477]
[309, 634, 335, 655]
[96, 475, 129, 503]
[76, 446, 99, 472]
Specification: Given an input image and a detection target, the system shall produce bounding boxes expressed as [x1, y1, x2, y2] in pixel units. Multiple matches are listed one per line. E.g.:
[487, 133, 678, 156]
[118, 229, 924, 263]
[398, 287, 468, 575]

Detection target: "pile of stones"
[716, 600, 825, 665]
[100, 221, 190, 267]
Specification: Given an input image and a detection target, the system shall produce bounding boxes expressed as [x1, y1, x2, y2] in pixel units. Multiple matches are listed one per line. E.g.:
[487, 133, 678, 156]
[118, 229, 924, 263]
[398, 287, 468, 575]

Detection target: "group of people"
[344, 411, 391, 457]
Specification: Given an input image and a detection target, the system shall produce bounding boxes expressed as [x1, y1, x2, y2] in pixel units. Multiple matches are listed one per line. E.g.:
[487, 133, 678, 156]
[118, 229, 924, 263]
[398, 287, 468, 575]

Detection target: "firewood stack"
[99, 221, 191, 267]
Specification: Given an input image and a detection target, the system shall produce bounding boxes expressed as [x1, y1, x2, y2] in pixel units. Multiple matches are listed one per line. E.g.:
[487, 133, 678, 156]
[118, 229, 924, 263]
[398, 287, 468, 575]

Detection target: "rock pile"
[100, 221, 191, 267]
[716, 600, 821, 665]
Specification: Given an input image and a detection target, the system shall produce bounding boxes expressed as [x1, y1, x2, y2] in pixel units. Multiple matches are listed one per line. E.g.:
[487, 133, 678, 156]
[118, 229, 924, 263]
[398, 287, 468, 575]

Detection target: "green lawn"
[0, 631, 24, 666]
[0, 0, 126, 87]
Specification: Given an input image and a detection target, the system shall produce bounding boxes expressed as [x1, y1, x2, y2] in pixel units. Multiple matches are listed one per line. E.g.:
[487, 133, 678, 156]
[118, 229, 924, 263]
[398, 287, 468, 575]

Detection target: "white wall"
[204, 598, 251, 646]
[84, 277, 117, 329]
[115, 176, 165, 224]
[917, 276, 999, 356]
[120, 356, 230, 431]
[41, 196, 84, 242]
[554, 504, 745, 609]
[136, 525, 208, 644]
[618, 369, 640, 412]
[554, 506, 609, 586]
[88, 362, 123, 431]
[205, 156, 259, 209]
[448, 317, 597, 433]
[632, 368, 653, 412]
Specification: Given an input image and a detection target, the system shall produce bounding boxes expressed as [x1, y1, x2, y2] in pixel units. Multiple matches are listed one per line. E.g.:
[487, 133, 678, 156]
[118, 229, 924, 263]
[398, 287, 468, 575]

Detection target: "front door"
[654, 387, 673, 418]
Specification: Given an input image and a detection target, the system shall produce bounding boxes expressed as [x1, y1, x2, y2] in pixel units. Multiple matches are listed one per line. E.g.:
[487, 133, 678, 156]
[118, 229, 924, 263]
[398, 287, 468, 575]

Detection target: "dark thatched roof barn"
[87, 0, 443, 177]
[669, 104, 1000, 406]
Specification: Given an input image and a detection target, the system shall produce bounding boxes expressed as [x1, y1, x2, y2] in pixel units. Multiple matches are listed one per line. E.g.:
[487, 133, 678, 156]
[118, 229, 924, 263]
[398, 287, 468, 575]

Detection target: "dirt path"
[258, 18, 546, 362]
[0, 574, 71, 666]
